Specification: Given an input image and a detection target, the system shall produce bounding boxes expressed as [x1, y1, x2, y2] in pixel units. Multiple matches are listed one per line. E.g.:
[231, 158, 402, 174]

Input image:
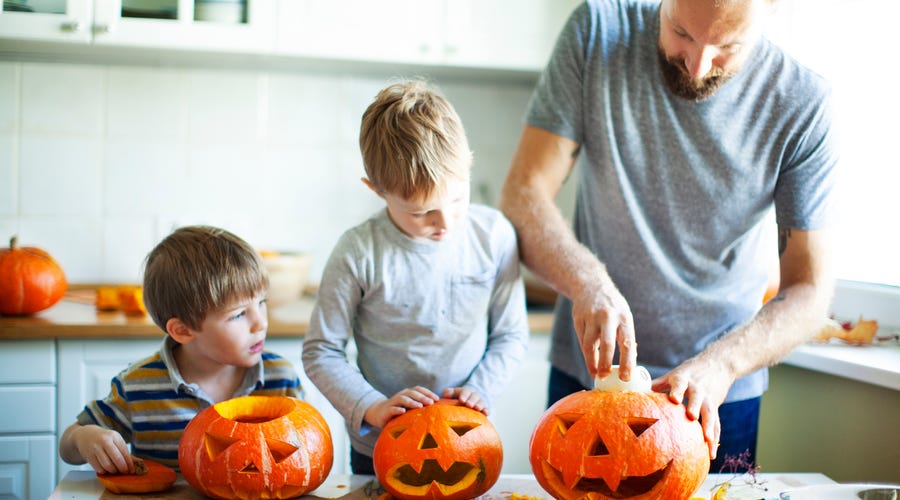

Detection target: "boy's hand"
[73, 424, 135, 474]
[365, 386, 439, 429]
[442, 387, 488, 415]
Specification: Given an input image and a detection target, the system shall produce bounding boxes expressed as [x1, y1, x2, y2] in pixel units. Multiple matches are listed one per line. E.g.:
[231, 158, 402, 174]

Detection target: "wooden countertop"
[0, 288, 555, 340]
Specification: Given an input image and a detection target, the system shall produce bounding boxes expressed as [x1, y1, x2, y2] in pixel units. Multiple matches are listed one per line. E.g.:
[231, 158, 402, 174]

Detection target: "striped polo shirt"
[76, 336, 302, 469]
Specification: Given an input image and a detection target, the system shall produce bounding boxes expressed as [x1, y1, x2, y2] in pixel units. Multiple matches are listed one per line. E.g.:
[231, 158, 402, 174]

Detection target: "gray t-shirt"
[528, 0, 838, 401]
[302, 204, 529, 456]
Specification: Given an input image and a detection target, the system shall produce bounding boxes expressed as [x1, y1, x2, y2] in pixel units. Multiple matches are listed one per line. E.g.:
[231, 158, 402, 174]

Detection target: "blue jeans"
[351, 447, 376, 475]
[548, 366, 760, 473]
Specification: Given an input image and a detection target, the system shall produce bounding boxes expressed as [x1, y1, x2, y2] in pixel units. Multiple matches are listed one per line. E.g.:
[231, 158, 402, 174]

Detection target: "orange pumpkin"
[0, 236, 67, 315]
[373, 399, 503, 500]
[529, 381, 709, 500]
[178, 396, 333, 500]
[96, 458, 176, 494]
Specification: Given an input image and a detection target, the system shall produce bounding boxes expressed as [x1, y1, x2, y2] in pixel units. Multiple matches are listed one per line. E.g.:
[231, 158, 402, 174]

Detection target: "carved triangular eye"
[388, 425, 408, 439]
[204, 433, 240, 459]
[450, 423, 476, 437]
[626, 417, 658, 438]
[588, 435, 610, 456]
[554, 413, 581, 436]
[266, 438, 299, 463]
[420, 433, 438, 449]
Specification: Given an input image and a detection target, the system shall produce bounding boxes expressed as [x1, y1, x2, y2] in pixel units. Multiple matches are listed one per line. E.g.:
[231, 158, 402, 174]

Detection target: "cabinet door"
[91, 0, 276, 52]
[442, 0, 580, 71]
[275, 0, 442, 64]
[0, 0, 92, 43]
[57, 338, 163, 479]
[266, 338, 352, 474]
[0, 435, 55, 500]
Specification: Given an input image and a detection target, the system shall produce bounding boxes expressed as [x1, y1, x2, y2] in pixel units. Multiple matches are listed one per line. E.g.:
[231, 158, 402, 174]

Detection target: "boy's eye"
[231, 310, 246, 320]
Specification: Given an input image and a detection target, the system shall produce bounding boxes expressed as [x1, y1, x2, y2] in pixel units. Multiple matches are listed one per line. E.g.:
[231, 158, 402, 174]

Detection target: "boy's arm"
[302, 240, 385, 435]
[59, 421, 135, 474]
[460, 217, 530, 408]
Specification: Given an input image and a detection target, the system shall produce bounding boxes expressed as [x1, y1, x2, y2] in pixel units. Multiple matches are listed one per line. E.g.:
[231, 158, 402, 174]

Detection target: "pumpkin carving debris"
[96, 458, 176, 494]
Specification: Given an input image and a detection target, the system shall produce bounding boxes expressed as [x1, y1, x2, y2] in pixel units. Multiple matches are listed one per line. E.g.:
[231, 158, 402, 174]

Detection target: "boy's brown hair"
[142, 225, 268, 331]
[359, 79, 472, 200]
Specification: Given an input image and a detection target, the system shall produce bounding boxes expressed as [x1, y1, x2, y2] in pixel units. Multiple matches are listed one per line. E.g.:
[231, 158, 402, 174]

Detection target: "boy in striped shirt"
[59, 225, 302, 474]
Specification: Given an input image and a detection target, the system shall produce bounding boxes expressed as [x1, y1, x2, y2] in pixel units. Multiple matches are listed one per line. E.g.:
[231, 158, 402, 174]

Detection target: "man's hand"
[71, 424, 135, 474]
[571, 284, 638, 381]
[652, 358, 734, 460]
[442, 387, 488, 414]
[364, 386, 439, 429]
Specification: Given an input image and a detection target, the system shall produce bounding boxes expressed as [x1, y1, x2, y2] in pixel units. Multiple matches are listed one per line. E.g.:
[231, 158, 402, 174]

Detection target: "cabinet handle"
[59, 21, 84, 33]
[93, 24, 113, 34]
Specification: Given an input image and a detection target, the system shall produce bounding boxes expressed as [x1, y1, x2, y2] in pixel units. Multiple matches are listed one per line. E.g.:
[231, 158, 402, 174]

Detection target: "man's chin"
[658, 50, 733, 101]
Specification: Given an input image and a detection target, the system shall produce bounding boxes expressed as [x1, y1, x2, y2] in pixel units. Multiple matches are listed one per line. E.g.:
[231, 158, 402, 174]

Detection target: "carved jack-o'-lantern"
[178, 396, 333, 500]
[529, 367, 709, 500]
[373, 399, 503, 500]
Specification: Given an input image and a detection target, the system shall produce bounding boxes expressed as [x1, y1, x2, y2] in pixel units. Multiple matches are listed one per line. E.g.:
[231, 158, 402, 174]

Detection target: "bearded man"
[500, 0, 837, 471]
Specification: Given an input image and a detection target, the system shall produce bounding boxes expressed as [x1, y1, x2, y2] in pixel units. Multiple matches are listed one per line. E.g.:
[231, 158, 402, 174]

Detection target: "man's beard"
[657, 48, 735, 102]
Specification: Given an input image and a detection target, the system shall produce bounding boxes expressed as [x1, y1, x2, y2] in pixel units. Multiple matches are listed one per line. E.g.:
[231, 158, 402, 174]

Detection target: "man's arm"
[499, 125, 638, 380]
[653, 227, 834, 457]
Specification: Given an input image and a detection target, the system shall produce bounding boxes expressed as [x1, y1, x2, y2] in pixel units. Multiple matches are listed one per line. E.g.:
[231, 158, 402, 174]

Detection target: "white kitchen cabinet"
[275, 0, 581, 71]
[56, 337, 163, 479]
[0, 0, 276, 52]
[0, 340, 57, 500]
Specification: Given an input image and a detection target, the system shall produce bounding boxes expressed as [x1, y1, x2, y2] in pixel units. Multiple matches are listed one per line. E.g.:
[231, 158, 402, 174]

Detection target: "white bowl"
[780, 483, 899, 500]
[262, 252, 311, 307]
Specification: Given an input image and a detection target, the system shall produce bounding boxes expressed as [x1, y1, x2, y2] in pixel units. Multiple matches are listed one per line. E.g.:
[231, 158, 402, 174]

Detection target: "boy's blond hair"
[359, 80, 472, 200]
[142, 225, 268, 331]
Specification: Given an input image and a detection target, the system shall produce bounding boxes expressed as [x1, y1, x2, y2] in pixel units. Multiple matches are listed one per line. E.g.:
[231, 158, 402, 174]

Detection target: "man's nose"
[685, 45, 716, 79]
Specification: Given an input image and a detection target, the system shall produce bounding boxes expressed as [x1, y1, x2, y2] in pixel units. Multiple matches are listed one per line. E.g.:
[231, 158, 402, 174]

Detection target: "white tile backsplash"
[19, 135, 104, 216]
[0, 134, 16, 215]
[21, 63, 104, 137]
[3, 61, 535, 284]
[106, 66, 187, 141]
[0, 63, 17, 133]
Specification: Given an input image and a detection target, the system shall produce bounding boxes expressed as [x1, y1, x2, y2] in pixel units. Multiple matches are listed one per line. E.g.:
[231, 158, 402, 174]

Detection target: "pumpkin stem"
[9, 235, 16, 249]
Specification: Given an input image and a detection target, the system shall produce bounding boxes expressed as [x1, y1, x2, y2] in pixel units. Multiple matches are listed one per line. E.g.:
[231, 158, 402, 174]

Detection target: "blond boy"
[302, 80, 529, 474]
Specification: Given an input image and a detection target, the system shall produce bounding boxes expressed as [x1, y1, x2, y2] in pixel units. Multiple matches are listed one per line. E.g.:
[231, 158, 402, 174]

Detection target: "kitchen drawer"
[0, 435, 55, 500]
[0, 340, 56, 384]
[0, 386, 55, 433]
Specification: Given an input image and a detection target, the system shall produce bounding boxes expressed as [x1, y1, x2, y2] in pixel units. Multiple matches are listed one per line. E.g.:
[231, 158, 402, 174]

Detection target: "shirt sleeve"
[76, 374, 134, 444]
[301, 234, 384, 436]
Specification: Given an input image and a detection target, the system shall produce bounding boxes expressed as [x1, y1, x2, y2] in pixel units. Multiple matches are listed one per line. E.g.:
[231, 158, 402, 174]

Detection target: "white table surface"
[52, 470, 835, 500]
[783, 340, 900, 391]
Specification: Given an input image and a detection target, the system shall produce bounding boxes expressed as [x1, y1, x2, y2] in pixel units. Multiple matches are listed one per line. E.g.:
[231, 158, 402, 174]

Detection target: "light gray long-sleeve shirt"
[302, 204, 529, 456]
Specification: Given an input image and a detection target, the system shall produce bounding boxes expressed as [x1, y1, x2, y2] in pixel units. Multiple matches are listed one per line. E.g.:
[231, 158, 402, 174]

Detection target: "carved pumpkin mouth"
[541, 460, 671, 498]
[387, 459, 482, 496]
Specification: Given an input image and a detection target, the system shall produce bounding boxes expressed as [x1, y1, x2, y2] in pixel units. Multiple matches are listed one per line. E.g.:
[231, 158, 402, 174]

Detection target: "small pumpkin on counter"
[0, 236, 67, 315]
[96, 457, 177, 494]
[529, 366, 709, 500]
[373, 399, 504, 500]
[178, 395, 333, 500]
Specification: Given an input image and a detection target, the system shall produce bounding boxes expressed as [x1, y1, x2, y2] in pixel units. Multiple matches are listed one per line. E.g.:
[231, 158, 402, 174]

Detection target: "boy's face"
[188, 293, 268, 368]
[380, 177, 471, 242]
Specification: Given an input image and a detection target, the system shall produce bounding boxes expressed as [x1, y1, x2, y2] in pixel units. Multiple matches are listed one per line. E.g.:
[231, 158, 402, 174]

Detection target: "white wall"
[0, 61, 538, 285]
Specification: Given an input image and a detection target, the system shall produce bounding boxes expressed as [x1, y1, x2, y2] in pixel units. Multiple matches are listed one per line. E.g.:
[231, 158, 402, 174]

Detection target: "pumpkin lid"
[593, 365, 652, 393]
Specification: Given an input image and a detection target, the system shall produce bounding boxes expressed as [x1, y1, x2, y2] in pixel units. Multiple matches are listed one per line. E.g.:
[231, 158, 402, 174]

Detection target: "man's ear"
[166, 318, 195, 345]
[361, 177, 384, 198]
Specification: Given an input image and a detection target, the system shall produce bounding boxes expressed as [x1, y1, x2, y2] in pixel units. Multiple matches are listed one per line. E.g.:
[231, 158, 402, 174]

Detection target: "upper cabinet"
[1, 0, 582, 73]
[275, 0, 581, 71]
[0, 0, 276, 52]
